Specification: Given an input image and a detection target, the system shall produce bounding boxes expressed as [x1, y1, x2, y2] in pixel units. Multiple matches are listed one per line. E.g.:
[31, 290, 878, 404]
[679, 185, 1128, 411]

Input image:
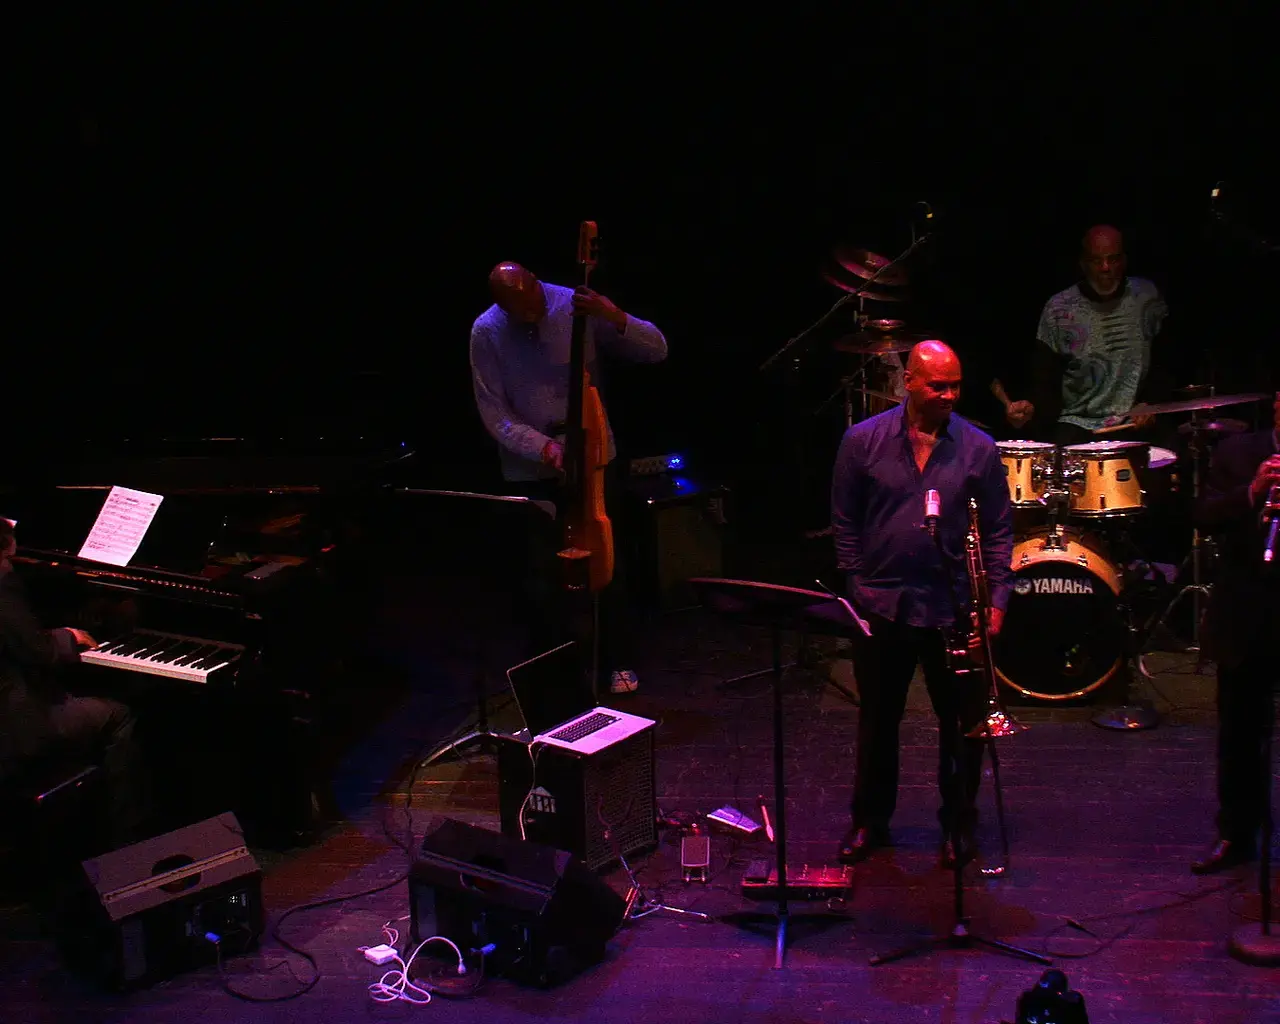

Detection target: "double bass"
[558, 220, 615, 606]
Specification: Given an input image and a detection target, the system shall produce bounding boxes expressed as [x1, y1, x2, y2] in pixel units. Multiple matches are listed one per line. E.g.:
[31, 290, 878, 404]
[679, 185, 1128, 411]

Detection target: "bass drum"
[993, 529, 1126, 701]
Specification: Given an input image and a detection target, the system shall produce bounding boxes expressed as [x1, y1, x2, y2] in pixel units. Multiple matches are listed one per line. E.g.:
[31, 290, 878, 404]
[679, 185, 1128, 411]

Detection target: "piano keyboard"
[81, 629, 245, 684]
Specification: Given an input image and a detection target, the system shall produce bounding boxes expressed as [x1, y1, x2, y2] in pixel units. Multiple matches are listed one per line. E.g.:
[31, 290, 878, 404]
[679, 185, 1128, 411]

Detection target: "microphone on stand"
[925, 489, 941, 539]
[912, 201, 936, 246]
[1263, 483, 1279, 565]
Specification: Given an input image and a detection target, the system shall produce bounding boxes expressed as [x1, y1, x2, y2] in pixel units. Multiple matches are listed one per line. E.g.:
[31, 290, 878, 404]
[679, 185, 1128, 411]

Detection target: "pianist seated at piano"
[0, 517, 150, 849]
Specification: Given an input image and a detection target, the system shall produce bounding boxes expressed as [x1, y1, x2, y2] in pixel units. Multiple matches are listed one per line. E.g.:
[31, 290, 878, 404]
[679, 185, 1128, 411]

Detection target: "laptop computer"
[505, 642, 654, 755]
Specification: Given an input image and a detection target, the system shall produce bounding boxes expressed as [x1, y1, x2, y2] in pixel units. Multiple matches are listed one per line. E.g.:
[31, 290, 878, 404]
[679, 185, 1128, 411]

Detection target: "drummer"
[1003, 225, 1174, 447]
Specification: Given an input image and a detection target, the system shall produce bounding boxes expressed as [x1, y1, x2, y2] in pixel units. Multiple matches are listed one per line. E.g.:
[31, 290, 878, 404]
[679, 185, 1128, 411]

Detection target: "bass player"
[469, 261, 667, 694]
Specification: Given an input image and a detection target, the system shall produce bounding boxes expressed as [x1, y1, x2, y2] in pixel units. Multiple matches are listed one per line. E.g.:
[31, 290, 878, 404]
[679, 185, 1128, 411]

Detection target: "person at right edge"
[1190, 389, 1280, 874]
[832, 341, 1014, 869]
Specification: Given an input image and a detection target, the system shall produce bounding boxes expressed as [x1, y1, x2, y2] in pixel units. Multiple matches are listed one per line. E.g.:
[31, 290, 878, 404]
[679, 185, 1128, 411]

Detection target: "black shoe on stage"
[838, 824, 889, 865]
[1190, 838, 1256, 876]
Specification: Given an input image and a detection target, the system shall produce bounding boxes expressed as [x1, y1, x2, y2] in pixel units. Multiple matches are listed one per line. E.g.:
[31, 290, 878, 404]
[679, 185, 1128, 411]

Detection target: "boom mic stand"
[870, 513, 1048, 967]
[1229, 497, 1280, 966]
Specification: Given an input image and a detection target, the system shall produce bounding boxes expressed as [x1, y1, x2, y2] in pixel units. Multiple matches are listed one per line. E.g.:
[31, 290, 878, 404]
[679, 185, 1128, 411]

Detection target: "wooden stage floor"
[2, 589, 1276, 1024]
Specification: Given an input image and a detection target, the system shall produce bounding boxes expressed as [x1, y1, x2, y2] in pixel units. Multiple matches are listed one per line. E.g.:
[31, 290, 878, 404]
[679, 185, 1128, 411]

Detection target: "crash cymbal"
[833, 334, 928, 355]
[1126, 393, 1270, 417]
[832, 326, 932, 355]
[1177, 418, 1248, 436]
[844, 386, 901, 404]
[821, 270, 905, 303]
[832, 246, 910, 287]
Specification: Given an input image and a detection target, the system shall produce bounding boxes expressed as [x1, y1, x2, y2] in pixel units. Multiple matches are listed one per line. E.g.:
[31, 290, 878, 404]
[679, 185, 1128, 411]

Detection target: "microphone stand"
[871, 513, 1047, 967]
[1229, 493, 1280, 966]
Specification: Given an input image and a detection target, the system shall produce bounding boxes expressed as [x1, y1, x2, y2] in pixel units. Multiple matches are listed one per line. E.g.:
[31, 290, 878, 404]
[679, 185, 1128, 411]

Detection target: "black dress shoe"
[838, 825, 888, 864]
[939, 828, 978, 870]
[1190, 838, 1256, 875]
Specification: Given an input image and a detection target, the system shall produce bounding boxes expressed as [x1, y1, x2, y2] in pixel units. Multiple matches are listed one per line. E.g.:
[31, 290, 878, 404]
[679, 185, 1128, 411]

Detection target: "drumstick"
[1092, 421, 1139, 435]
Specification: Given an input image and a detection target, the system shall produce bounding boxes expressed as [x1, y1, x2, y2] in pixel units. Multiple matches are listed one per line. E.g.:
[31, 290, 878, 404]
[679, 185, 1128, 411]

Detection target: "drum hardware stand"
[870, 515, 1048, 967]
[1134, 418, 1216, 681]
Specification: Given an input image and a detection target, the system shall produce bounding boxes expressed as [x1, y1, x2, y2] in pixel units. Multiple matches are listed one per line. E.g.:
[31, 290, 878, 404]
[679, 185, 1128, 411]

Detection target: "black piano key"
[107, 635, 153, 656]
[191, 646, 236, 670]
[149, 640, 200, 663]
[132, 638, 176, 659]
[172, 644, 218, 667]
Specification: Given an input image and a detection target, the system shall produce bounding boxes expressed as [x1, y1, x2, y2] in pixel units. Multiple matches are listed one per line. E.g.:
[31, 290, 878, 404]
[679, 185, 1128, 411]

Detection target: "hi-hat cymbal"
[832, 332, 929, 355]
[821, 270, 905, 302]
[1177, 418, 1248, 437]
[1126, 393, 1270, 417]
[832, 246, 910, 287]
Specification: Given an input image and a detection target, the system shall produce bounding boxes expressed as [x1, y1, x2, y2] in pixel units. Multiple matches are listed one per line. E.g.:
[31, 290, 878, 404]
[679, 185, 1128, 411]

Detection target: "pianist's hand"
[66, 627, 98, 649]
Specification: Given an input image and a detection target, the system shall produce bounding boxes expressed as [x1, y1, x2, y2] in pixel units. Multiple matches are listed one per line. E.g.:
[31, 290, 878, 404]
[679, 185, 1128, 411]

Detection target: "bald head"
[906, 340, 961, 377]
[1080, 225, 1126, 298]
[489, 261, 546, 323]
[904, 340, 962, 427]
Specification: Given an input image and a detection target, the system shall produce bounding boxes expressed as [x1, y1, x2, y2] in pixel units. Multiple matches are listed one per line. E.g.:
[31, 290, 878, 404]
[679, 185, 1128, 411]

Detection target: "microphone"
[1263, 484, 1279, 565]
[925, 489, 941, 538]
[912, 201, 936, 246]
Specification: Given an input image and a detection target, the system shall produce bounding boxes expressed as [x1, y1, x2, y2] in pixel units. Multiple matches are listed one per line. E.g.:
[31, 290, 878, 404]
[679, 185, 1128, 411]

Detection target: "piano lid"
[5, 435, 417, 494]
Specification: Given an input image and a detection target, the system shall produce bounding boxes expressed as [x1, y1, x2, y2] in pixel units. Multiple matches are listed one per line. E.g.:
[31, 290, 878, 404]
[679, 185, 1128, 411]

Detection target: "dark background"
[13, 8, 1278, 530]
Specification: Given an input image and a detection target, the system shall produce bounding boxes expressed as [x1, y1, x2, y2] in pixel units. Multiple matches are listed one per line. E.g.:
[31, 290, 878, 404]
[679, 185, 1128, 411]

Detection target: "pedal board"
[740, 861, 853, 901]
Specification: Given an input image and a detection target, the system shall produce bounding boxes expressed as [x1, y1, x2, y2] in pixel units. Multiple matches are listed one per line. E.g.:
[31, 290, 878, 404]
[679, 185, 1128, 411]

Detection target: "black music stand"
[689, 577, 871, 969]
[395, 488, 557, 767]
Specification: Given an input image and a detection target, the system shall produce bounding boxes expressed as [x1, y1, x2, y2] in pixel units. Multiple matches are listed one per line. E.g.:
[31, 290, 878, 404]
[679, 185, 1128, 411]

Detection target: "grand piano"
[3, 435, 416, 846]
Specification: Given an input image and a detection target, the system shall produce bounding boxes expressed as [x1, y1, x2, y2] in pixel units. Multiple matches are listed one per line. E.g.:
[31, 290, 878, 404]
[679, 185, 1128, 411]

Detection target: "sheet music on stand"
[77, 485, 164, 567]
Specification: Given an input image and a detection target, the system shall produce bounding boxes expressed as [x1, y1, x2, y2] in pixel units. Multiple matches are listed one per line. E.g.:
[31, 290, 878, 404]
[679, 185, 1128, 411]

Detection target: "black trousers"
[1215, 651, 1278, 845]
[849, 614, 986, 833]
[1, 684, 149, 849]
[506, 466, 634, 687]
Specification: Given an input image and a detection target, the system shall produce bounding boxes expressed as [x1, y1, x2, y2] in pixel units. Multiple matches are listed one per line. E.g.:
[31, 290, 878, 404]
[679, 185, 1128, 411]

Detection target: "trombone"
[942, 497, 1024, 877]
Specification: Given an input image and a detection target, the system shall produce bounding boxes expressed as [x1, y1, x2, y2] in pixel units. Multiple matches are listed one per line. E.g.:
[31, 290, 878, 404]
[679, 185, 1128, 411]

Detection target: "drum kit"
[993, 392, 1269, 712]
[817, 242, 1273, 712]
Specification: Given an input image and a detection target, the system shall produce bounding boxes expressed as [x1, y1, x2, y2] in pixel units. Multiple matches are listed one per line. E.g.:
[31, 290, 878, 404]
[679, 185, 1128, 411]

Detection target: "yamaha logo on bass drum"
[1014, 577, 1095, 596]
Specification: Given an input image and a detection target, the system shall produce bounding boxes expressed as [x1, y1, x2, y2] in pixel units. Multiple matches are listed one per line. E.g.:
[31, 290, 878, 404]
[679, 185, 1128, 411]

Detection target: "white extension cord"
[359, 916, 466, 1005]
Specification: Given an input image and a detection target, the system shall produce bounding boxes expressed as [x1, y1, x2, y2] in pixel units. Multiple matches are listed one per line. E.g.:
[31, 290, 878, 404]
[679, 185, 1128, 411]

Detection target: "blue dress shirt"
[469, 283, 668, 482]
[831, 405, 1014, 628]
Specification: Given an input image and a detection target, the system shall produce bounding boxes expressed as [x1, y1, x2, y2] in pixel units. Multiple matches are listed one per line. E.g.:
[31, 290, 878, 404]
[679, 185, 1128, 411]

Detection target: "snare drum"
[993, 528, 1125, 700]
[996, 440, 1056, 506]
[1063, 440, 1148, 517]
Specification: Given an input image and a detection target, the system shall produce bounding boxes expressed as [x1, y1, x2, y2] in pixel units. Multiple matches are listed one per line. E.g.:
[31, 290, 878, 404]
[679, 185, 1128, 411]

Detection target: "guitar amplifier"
[624, 473, 729, 609]
[497, 726, 658, 871]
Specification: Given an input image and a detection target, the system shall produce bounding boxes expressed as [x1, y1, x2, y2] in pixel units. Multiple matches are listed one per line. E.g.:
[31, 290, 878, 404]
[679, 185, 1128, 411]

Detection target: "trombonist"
[831, 341, 1014, 868]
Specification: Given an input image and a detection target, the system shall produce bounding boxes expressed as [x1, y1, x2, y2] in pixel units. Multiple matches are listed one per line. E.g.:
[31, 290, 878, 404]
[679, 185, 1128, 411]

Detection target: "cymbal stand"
[758, 233, 929, 374]
[1136, 418, 1214, 678]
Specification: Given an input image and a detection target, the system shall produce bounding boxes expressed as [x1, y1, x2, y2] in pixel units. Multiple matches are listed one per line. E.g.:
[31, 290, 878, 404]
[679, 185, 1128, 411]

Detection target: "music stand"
[689, 577, 871, 968]
[394, 489, 556, 767]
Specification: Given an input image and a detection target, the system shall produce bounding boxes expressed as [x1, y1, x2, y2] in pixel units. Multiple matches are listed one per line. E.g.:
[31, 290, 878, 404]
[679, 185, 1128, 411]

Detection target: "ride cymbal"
[1126, 393, 1270, 417]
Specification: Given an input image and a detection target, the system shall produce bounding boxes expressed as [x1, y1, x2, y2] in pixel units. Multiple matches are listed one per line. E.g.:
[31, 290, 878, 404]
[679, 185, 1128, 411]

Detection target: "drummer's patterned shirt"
[1036, 277, 1168, 432]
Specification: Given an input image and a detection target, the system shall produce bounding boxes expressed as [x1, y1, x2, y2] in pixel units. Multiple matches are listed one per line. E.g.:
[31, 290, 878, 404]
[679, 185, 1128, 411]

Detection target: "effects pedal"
[740, 862, 853, 901]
